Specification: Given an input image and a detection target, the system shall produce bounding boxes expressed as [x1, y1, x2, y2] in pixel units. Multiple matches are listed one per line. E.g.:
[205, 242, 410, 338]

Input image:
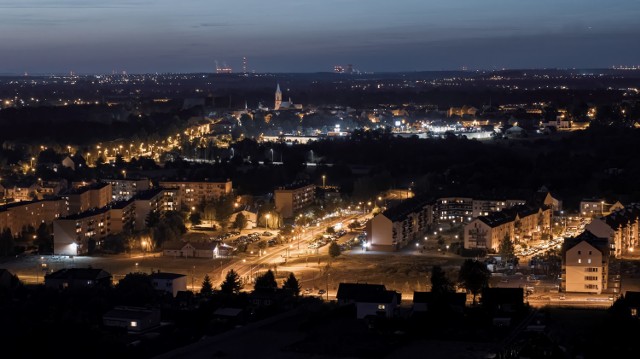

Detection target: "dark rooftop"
[45, 268, 111, 281]
[382, 194, 434, 222]
[150, 272, 187, 280]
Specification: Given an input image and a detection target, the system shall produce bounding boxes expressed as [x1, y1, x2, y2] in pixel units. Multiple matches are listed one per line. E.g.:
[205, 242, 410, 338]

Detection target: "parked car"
[262, 231, 273, 237]
[318, 289, 326, 295]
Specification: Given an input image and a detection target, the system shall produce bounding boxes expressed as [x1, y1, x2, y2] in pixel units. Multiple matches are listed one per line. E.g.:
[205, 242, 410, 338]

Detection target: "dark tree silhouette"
[220, 269, 243, 294]
[233, 212, 248, 230]
[499, 234, 515, 263]
[200, 274, 213, 296]
[430, 265, 454, 295]
[458, 259, 491, 304]
[282, 272, 301, 296]
[254, 269, 277, 291]
[328, 241, 341, 258]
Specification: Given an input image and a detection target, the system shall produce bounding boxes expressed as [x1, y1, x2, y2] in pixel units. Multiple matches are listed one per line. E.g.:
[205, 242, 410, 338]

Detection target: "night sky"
[1, 0, 639, 74]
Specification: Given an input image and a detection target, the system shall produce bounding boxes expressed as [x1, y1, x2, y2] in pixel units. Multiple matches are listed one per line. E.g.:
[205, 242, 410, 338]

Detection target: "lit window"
[131, 321, 138, 327]
[378, 304, 386, 310]
[578, 259, 581, 264]
[588, 259, 592, 264]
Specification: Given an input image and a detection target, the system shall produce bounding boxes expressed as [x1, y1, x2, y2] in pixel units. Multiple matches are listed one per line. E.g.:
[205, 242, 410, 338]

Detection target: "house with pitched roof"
[149, 272, 187, 297]
[336, 283, 401, 319]
[44, 268, 112, 290]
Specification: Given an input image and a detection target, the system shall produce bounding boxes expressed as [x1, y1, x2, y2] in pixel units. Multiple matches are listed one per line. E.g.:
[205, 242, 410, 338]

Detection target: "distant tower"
[274, 83, 282, 110]
[242, 57, 248, 74]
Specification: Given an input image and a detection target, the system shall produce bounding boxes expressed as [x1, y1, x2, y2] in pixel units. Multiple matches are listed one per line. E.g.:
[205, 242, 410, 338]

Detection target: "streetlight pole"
[322, 175, 326, 189]
[270, 148, 274, 162]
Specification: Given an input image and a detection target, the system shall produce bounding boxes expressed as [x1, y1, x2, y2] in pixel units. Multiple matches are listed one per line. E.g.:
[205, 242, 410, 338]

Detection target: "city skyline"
[1, 0, 640, 74]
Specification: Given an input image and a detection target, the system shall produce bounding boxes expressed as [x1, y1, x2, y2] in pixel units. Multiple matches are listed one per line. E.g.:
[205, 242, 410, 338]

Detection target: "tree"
[348, 220, 360, 231]
[35, 223, 53, 254]
[458, 259, 491, 304]
[282, 272, 301, 296]
[498, 234, 515, 263]
[189, 212, 202, 226]
[220, 269, 243, 294]
[115, 273, 158, 306]
[326, 226, 336, 234]
[254, 269, 277, 291]
[214, 195, 236, 226]
[430, 266, 453, 295]
[0, 228, 14, 256]
[328, 241, 341, 258]
[146, 210, 161, 228]
[233, 212, 248, 230]
[200, 274, 213, 296]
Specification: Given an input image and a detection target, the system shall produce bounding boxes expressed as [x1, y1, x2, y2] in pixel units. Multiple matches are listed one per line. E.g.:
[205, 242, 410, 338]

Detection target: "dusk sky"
[1, 0, 639, 74]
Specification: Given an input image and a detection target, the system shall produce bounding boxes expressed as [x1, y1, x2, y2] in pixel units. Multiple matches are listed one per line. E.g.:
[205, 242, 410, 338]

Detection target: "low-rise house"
[161, 241, 226, 258]
[150, 272, 187, 297]
[61, 154, 86, 171]
[622, 292, 640, 319]
[228, 209, 258, 229]
[412, 291, 466, 314]
[44, 268, 112, 290]
[103, 306, 161, 333]
[0, 268, 17, 289]
[336, 283, 401, 319]
[482, 287, 525, 326]
[562, 231, 611, 294]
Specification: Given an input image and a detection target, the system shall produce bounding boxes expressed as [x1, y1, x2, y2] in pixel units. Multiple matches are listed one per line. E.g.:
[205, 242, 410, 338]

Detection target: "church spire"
[274, 83, 282, 110]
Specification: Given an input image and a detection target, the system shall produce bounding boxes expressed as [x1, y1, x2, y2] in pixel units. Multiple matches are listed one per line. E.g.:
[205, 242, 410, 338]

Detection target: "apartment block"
[159, 180, 232, 210]
[274, 182, 315, 219]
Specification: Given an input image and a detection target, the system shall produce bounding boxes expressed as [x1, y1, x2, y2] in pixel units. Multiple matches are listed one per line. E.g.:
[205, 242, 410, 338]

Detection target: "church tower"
[274, 83, 282, 110]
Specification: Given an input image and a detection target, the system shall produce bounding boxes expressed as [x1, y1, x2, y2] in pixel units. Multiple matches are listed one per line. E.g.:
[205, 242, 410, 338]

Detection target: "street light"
[265, 213, 271, 229]
[322, 175, 326, 189]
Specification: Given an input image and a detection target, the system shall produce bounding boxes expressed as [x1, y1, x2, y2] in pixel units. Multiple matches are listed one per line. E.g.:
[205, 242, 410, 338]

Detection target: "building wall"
[464, 219, 514, 251]
[0, 199, 68, 236]
[104, 178, 151, 201]
[66, 184, 112, 215]
[152, 276, 188, 297]
[355, 301, 396, 319]
[274, 184, 315, 219]
[110, 202, 135, 234]
[436, 197, 473, 223]
[134, 191, 165, 231]
[564, 241, 606, 294]
[580, 201, 605, 217]
[159, 181, 232, 210]
[274, 191, 294, 219]
[368, 214, 393, 249]
[53, 205, 134, 256]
